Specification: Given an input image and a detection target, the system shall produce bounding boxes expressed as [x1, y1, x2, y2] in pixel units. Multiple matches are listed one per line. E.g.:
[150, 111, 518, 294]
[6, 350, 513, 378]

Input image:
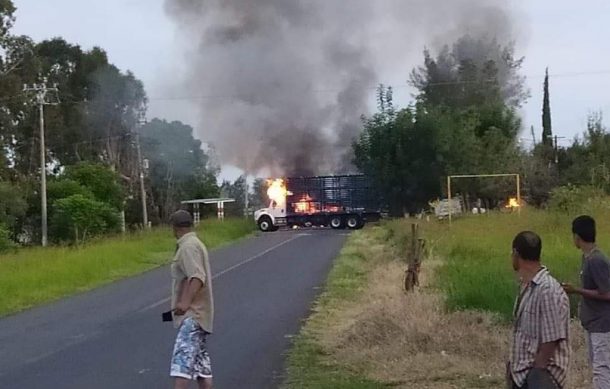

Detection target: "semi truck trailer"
[253, 174, 381, 232]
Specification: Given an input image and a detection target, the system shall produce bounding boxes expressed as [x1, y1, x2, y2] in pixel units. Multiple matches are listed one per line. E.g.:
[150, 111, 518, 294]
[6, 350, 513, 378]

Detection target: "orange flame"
[267, 179, 287, 205]
[506, 197, 520, 208]
[295, 195, 316, 213]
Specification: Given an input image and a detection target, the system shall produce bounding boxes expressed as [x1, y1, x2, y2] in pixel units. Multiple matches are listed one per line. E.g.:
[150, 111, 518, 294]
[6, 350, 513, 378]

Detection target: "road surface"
[0, 229, 347, 389]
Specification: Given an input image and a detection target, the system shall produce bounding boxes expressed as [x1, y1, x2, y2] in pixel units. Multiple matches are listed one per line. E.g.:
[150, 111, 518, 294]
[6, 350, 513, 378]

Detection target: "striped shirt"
[510, 267, 570, 387]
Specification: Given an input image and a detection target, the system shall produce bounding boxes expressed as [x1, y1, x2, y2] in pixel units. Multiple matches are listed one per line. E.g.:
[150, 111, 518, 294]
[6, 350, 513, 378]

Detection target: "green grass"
[0, 218, 254, 317]
[420, 208, 610, 321]
[283, 226, 392, 389]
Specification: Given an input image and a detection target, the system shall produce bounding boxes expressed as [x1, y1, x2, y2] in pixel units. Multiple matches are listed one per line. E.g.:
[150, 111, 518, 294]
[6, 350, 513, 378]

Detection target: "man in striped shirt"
[508, 231, 570, 389]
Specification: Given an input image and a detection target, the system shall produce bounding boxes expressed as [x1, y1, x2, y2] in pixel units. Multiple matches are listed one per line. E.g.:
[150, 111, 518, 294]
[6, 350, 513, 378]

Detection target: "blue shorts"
[170, 317, 212, 380]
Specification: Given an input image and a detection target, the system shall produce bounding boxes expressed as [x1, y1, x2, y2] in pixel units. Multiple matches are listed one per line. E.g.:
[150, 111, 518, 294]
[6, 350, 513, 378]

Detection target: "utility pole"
[24, 80, 59, 247]
[545, 134, 565, 165]
[135, 109, 149, 229]
[244, 173, 249, 218]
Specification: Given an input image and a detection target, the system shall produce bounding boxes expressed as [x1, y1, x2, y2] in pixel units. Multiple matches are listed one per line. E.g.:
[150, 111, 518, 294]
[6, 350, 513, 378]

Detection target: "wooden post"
[410, 223, 417, 262]
[516, 174, 521, 217]
[447, 176, 452, 224]
[405, 223, 423, 292]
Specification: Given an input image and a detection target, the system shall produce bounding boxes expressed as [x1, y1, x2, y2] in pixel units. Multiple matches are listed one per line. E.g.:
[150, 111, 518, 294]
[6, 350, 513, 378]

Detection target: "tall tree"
[542, 67, 553, 146]
[410, 36, 529, 110]
[140, 119, 219, 222]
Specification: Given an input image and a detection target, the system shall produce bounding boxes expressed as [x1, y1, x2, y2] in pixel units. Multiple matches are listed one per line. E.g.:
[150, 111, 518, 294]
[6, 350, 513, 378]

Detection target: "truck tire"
[346, 215, 362, 230]
[329, 216, 344, 229]
[258, 216, 274, 232]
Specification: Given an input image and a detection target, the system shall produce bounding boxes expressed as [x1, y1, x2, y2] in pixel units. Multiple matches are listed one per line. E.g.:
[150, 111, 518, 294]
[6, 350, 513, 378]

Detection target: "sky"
[12, 0, 610, 181]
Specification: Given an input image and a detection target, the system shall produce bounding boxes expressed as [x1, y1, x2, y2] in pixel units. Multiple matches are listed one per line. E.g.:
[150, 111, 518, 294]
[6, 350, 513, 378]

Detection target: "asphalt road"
[0, 229, 348, 389]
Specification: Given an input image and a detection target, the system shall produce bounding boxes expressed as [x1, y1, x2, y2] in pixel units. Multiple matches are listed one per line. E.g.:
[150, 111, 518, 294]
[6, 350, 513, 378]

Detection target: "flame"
[295, 195, 316, 213]
[267, 179, 287, 205]
[506, 197, 520, 208]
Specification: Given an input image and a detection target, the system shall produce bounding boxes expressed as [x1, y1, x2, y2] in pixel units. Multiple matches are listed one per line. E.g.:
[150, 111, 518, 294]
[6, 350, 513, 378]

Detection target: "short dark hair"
[573, 215, 596, 243]
[512, 231, 542, 261]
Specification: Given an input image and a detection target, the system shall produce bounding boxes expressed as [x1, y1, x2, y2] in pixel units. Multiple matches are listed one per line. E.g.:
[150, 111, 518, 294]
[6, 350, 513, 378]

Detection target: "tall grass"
[416, 209, 610, 321]
[0, 218, 253, 317]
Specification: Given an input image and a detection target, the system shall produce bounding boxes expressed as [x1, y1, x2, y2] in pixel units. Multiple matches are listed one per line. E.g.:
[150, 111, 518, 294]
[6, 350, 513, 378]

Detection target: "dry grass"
[290, 221, 595, 388]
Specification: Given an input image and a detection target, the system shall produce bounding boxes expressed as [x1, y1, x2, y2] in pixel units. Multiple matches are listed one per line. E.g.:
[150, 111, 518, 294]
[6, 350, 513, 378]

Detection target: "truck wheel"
[258, 216, 274, 232]
[346, 215, 361, 229]
[330, 216, 343, 229]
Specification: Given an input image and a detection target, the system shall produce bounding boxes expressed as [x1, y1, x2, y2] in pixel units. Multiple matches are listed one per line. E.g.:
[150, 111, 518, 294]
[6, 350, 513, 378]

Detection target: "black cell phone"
[162, 311, 173, 322]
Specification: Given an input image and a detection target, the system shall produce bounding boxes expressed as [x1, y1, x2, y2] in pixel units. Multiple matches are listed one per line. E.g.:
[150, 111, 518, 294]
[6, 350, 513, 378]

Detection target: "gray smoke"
[164, 0, 519, 176]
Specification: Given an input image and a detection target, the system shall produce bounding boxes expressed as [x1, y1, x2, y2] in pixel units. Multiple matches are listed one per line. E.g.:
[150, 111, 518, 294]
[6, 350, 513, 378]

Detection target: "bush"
[0, 223, 16, 253]
[548, 185, 609, 214]
[65, 162, 124, 209]
[0, 182, 27, 235]
[51, 194, 121, 244]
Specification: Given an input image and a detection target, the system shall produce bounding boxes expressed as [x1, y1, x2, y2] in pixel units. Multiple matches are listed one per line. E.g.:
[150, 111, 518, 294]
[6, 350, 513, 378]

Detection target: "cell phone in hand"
[162, 311, 173, 322]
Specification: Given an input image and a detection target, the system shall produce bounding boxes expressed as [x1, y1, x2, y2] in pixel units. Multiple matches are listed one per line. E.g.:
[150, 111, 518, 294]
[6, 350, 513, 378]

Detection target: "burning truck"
[254, 175, 382, 232]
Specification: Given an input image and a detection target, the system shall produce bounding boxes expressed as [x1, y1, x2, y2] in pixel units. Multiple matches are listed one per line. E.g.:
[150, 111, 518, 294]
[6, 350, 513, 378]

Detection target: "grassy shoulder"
[284, 226, 392, 389]
[283, 212, 599, 388]
[0, 218, 253, 317]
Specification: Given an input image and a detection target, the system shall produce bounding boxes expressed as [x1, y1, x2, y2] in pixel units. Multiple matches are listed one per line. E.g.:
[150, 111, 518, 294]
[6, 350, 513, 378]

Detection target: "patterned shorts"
[170, 317, 212, 380]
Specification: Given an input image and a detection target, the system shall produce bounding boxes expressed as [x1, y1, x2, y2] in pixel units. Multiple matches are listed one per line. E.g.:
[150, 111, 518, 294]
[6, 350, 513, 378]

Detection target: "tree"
[354, 87, 441, 215]
[410, 36, 529, 110]
[251, 178, 269, 209]
[51, 194, 119, 244]
[0, 181, 26, 237]
[560, 112, 610, 192]
[64, 162, 124, 210]
[140, 119, 219, 222]
[542, 68, 553, 146]
[220, 175, 247, 217]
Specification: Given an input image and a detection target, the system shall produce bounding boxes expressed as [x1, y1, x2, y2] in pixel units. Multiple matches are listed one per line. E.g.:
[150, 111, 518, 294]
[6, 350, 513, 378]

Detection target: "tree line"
[353, 35, 610, 216]
[0, 2, 220, 248]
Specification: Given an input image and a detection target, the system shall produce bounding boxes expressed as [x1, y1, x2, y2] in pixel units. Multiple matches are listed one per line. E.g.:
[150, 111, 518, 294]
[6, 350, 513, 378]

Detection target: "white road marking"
[138, 234, 307, 313]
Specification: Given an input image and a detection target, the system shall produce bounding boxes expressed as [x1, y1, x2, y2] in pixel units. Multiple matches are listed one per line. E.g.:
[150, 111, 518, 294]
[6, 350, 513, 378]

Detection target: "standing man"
[508, 231, 570, 389]
[169, 210, 214, 389]
[563, 215, 610, 388]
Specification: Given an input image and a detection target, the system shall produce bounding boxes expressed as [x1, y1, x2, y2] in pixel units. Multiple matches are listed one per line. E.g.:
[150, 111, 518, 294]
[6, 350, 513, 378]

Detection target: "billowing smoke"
[164, 0, 519, 176]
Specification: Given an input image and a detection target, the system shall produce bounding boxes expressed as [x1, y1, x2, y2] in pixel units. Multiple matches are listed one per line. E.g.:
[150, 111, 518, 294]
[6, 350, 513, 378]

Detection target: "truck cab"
[254, 200, 286, 231]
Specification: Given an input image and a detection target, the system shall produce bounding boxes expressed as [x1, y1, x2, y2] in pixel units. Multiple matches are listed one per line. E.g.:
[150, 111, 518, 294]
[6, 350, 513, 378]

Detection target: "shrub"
[548, 185, 609, 214]
[0, 223, 16, 253]
[51, 194, 120, 244]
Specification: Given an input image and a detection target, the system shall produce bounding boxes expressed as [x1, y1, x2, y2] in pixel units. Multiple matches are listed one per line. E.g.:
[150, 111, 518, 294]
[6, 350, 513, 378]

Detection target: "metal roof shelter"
[181, 198, 236, 224]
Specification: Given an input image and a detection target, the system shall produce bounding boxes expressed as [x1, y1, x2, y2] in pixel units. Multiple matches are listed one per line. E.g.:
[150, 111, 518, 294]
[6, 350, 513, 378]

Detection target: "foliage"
[220, 175, 247, 217]
[409, 35, 528, 109]
[560, 113, 610, 192]
[542, 68, 553, 146]
[51, 194, 120, 244]
[0, 222, 15, 252]
[140, 119, 219, 222]
[250, 178, 269, 209]
[354, 82, 522, 214]
[548, 185, 608, 215]
[0, 181, 26, 233]
[64, 162, 123, 209]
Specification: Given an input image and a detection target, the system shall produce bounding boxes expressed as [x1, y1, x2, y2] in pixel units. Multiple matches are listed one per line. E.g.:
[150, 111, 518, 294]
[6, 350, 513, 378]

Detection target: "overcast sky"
[12, 0, 610, 180]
